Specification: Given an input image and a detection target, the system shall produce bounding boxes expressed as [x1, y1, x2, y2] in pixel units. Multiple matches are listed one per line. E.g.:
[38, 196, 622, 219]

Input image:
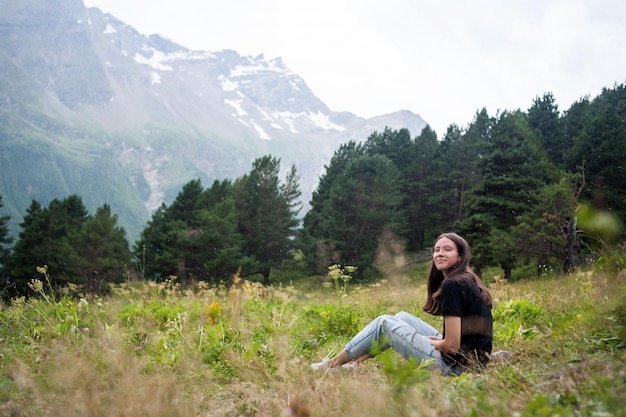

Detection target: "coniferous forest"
[1, 85, 625, 294]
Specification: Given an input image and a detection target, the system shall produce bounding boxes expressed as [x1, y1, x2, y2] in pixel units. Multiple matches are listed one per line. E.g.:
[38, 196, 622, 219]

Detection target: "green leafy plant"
[377, 348, 431, 398]
[493, 299, 545, 341]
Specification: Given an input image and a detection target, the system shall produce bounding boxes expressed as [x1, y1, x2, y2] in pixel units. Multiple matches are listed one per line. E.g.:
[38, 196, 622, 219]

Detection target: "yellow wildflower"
[207, 301, 221, 325]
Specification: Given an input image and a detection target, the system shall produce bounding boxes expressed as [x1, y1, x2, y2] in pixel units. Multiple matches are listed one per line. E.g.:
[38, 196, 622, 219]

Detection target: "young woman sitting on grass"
[312, 232, 494, 375]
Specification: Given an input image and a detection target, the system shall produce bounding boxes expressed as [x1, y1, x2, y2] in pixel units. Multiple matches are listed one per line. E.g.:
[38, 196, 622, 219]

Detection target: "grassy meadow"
[0, 261, 625, 417]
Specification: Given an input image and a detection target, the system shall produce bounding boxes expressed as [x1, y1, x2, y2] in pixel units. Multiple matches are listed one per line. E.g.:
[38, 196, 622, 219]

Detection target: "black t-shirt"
[440, 275, 493, 368]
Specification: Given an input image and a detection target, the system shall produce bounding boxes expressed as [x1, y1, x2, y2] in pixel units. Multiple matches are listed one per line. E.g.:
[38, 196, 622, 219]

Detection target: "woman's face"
[432, 236, 460, 274]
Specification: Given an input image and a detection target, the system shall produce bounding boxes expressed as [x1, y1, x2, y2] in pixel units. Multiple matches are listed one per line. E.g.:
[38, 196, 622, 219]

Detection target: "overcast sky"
[83, 0, 626, 135]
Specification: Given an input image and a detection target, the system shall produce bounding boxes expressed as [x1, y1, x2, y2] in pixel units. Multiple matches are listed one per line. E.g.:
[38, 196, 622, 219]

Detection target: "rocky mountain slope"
[0, 0, 427, 242]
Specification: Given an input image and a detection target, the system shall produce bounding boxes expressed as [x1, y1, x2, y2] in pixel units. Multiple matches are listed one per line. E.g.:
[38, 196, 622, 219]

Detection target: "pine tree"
[72, 204, 131, 293]
[457, 111, 552, 278]
[235, 156, 302, 285]
[7, 196, 88, 291]
[192, 189, 244, 282]
[567, 84, 626, 225]
[133, 204, 179, 280]
[299, 141, 365, 273]
[134, 178, 246, 283]
[364, 127, 413, 173]
[528, 92, 566, 166]
[179, 179, 245, 283]
[513, 172, 586, 274]
[401, 125, 439, 251]
[317, 154, 403, 277]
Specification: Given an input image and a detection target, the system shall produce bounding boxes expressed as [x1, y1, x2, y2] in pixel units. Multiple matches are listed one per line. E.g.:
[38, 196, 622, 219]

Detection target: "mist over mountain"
[0, 0, 427, 242]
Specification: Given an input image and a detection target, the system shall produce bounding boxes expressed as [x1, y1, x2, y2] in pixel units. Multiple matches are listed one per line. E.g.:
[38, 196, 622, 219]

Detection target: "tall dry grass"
[1, 267, 624, 416]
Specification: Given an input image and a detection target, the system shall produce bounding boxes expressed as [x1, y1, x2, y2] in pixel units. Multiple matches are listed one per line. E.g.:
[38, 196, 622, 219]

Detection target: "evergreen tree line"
[0, 85, 624, 294]
[0, 156, 302, 295]
[299, 86, 625, 279]
[0, 195, 131, 296]
[133, 155, 301, 287]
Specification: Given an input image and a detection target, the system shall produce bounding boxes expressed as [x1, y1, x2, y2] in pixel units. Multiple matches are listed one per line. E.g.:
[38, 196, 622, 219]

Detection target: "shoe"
[341, 361, 359, 370]
[491, 350, 512, 361]
[311, 358, 358, 372]
[311, 358, 335, 371]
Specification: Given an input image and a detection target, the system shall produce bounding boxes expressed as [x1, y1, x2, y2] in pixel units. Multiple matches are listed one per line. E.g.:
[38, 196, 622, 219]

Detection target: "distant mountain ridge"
[0, 0, 427, 242]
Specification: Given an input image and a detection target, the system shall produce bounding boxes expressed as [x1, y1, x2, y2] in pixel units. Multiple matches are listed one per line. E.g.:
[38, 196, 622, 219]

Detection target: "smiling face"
[432, 236, 461, 275]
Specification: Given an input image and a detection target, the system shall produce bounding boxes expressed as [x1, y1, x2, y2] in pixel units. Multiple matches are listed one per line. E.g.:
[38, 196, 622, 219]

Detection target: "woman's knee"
[376, 314, 397, 323]
[394, 311, 419, 323]
[372, 314, 402, 331]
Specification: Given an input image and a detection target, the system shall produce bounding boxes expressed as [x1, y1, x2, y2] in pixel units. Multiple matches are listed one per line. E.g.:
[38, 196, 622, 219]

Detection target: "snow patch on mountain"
[225, 99, 247, 116]
[230, 58, 287, 77]
[185, 50, 216, 61]
[150, 72, 161, 85]
[132, 46, 210, 71]
[251, 120, 271, 140]
[219, 75, 238, 91]
[133, 50, 173, 71]
[270, 111, 345, 132]
[307, 112, 346, 131]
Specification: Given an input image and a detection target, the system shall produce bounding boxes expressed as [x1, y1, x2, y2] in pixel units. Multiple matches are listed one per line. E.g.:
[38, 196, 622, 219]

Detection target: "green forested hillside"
[0, 111, 150, 242]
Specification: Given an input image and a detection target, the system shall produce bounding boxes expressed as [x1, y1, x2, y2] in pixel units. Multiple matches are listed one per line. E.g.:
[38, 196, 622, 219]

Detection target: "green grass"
[0, 266, 624, 416]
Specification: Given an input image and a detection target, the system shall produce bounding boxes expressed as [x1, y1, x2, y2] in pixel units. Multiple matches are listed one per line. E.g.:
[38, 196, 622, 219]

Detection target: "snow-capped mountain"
[0, 0, 427, 241]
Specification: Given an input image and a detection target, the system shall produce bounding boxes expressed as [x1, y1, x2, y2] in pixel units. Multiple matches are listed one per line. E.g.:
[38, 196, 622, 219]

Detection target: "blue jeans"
[344, 311, 463, 376]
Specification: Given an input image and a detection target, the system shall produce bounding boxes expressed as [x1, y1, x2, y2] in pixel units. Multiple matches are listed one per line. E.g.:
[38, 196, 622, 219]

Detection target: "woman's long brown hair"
[422, 233, 493, 315]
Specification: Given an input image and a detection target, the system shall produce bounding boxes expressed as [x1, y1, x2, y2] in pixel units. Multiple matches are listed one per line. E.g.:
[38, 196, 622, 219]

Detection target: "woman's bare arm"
[429, 316, 461, 355]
